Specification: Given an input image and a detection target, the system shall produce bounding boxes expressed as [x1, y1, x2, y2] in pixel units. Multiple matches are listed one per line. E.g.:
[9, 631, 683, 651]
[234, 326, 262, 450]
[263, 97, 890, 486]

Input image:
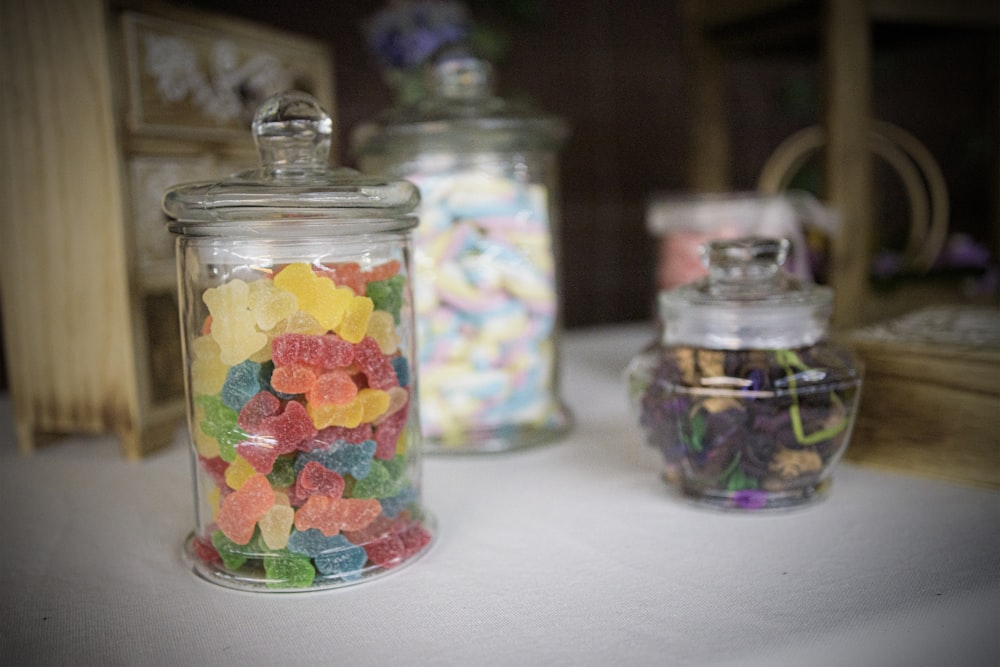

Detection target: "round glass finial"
[252, 91, 333, 177]
[703, 237, 789, 285]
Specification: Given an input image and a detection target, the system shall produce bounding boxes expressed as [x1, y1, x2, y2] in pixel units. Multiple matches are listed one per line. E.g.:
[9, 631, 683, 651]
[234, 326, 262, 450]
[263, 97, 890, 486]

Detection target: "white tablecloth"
[2, 323, 998, 666]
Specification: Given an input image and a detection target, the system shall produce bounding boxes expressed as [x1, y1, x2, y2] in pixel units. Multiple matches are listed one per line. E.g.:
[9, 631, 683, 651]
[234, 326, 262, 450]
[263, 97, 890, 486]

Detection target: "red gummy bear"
[270, 363, 318, 395]
[272, 333, 354, 369]
[295, 461, 345, 498]
[238, 401, 318, 473]
[216, 474, 275, 545]
[308, 369, 358, 406]
[353, 336, 399, 390]
[374, 401, 408, 460]
[237, 391, 281, 432]
[317, 422, 374, 445]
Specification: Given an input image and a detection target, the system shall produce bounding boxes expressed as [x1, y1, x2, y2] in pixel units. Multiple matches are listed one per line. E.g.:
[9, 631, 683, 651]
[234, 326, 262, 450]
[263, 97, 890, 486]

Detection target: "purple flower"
[364, 1, 471, 69]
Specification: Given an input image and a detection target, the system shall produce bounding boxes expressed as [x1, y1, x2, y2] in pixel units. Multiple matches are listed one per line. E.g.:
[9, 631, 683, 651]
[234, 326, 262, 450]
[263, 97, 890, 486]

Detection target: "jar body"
[628, 339, 862, 510]
[358, 148, 571, 453]
[176, 231, 433, 590]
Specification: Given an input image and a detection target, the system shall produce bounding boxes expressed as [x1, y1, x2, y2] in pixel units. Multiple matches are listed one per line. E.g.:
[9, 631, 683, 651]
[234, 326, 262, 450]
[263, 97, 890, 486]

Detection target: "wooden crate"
[0, 0, 334, 458]
[845, 306, 1000, 489]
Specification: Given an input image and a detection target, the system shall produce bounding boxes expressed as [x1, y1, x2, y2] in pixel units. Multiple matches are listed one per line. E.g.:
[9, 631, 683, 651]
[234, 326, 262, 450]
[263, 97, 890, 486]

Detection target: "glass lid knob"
[252, 91, 333, 178]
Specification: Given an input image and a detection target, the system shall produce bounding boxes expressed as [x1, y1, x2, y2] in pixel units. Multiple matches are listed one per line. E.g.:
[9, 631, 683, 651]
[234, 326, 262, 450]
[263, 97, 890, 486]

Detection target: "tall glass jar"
[627, 238, 863, 511]
[352, 56, 572, 454]
[164, 91, 434, 591]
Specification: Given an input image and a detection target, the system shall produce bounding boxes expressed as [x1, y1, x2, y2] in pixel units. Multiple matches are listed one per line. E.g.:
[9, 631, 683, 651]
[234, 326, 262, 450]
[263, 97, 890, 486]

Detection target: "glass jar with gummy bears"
[351, 54, 572, 454]
[164, 91, 434, 591]
[626, 237, 864, 511]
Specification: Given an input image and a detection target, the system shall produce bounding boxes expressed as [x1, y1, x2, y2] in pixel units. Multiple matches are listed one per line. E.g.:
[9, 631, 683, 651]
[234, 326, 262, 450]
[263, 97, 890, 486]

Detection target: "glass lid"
[164, 91, 419, 235]
[351, 55, 568, 155]
[659, 237, 833, 349]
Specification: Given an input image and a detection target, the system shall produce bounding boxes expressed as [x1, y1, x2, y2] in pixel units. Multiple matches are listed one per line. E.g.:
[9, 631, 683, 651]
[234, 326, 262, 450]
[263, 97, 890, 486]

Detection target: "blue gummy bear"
[221, 360, 263, 412]
[380, 485, 417, 518]
[391, 356, 410, 387]
[295, 439, 377, 480]
[287, 530, 367, 580]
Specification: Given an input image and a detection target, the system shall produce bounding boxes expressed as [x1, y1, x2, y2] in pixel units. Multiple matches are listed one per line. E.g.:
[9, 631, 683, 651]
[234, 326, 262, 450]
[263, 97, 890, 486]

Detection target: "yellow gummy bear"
[338, 296, 374, 344]
[207, 486, 221, 521]
[190, 335, 229, 396]
[365, 310, 399, 354]
[203, 279, 268, 366]
[248, 279, 298, 331]
[258, 503, 295, 550]
[274, 263, 353, 332]
[224, 455, 257, 491]
[308, 400, 365, 430]
[356, 388, 390, 423]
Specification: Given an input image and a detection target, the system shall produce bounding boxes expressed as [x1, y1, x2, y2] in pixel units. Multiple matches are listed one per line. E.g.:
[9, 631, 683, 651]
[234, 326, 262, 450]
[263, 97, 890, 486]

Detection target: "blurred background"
[186, 0, 999, 327]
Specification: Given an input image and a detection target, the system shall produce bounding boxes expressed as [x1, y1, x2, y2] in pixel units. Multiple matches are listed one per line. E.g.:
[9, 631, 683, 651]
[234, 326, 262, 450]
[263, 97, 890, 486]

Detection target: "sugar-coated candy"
[313, 538, 368, 579]
[270, 363, 318, 395]
[211, 530, 248, 571]
[379, 485, 418, 518]
[199, 455, 229, 488]
[258, 503, 295, 550]
[354, 336, 399, 390]
[318, 423, 373, 445]
[267, 455, 297, 489]
[339, 296, 375, 344]
[356, 388, 391, 422]
[274, 263, 353, 332]
[308, 369, 358, 406]
[363, 532, 406, 568]
[203, 279, 268, 365]
[374, 403, 408, 460]
[365, 259, 401, 283]
[257, 400, 317, 453]
[366, 275, 405, 324]
[272, 333, 353, 369]
[287, 530, 367, 580]
[296, 439, 378, 480]
[221, 360, 264, 412]
[351, 458, 405, 499]
[317, 262, 366, 295]
[191, 534, 222, 565]
[391, 356, 410, 387]
[308, 400, 364, 430]
[296, 461, 345, 498]
[376, 386, 409, 424]
[237, 391, 281, 432]
[248, 278, 298, 331]
[366, 310, 400, 355]
[197, 395, 243, 462]
[294, 495, 382, 536]
[263, 552, 315, 589]
[216, 473, 275, 545]
[191, 335, 228, 395]
[224, 454, 257, 490]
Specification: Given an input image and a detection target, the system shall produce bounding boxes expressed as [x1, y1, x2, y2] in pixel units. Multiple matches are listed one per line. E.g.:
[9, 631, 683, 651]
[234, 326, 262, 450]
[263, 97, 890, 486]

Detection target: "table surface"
[2, 323, 999, 666]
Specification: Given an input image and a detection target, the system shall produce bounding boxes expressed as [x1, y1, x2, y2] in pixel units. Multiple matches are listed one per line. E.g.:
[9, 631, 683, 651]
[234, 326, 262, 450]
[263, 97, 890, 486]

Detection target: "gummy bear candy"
[224, 454, 257, 490]
[270, 363, 318, 395]
[318, 423, 373, 446]
[248, 278, 298, 331]
[364, 259, 401, 283]
[216, 473, 276, 545]
[263, 552, 315, 589]
[287, 530, 367, 580]
[317, 262, 366, 296]
[374, 403, 408, 460]
[237, 391, 281, 433]
[258, 400, 318, 453]
[190, 335, 229, 396]
[296, 439, 377, 480]
[221, 360, 264, 412]
[354, 336, 399, 390]
[203, 279, 268, 365]
[274, 263, 353, 332]
[196, 395, 243, 462]
[366, 310, 400, 355]
[365, 274, 405, 324]
[338, 296, 374, 344]
[296, 461, 345, 498]
[350, 459, 405, 499]
[211, 530, 248, 571]
[267, 454, 298, 489]
[272, 333, 353, 369]
[294, 495, 382, 536]
[308, 369, 358, 406]
[258, 503, 295, 550]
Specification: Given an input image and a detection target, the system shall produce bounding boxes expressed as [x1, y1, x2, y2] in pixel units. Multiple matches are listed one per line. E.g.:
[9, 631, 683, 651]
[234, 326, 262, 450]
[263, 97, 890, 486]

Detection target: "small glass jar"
[352, 55, 571, 454]
[164, 91, 434, 591]
[627, 237, 863, 510]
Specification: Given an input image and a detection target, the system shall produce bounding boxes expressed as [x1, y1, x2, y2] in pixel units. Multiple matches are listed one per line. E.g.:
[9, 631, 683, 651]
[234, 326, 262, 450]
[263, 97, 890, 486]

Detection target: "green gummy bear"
[264, 552, 315, 589]
[366, 275, 404, 323]
[267, 455, 297, 488]
[211, 530, 248, 572]
[351, 456, 406, 499]
[196, 394, 245, 462]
